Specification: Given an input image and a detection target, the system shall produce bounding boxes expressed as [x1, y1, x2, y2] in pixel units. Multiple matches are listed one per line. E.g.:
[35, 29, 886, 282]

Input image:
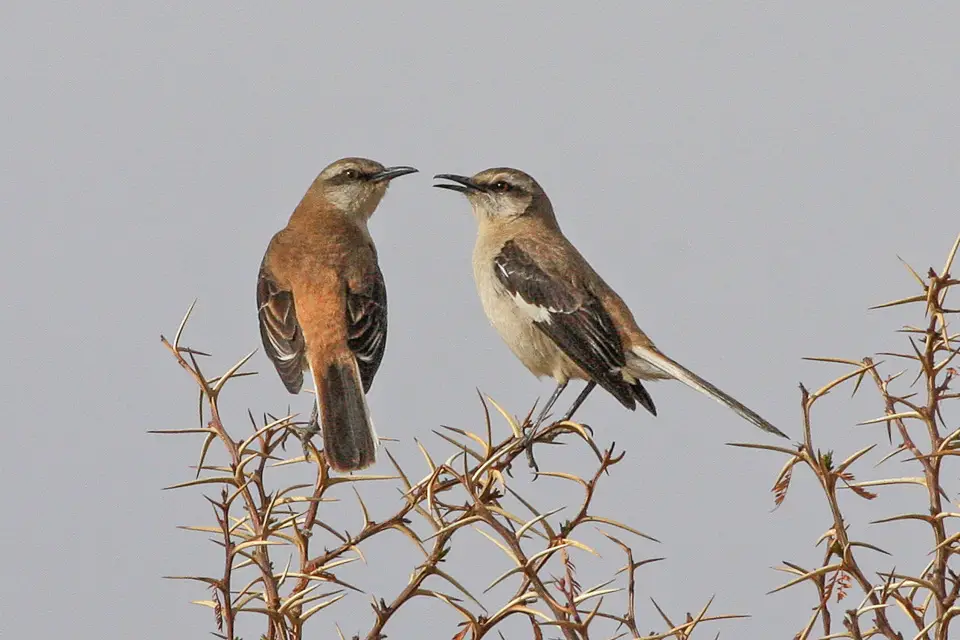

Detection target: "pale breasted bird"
[434, 167, 787, 441]
[258, 157, 417, 472]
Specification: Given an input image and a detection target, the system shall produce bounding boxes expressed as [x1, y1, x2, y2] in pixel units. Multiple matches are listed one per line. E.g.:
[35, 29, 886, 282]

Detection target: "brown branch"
[768, 235, 960, 640]
[158, 304, 753, 639]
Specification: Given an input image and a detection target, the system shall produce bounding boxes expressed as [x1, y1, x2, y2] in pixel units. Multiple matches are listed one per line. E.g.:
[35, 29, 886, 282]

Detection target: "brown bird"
[258, 157, 417, 471]
[434, 167, 787, 443]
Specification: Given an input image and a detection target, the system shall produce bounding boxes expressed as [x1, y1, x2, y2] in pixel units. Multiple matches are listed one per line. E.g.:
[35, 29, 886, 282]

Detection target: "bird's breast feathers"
[472, 250, 573, 379]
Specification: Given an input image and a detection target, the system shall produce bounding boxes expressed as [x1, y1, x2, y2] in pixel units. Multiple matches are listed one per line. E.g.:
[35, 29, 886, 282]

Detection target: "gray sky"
[2, 3, 958, 638]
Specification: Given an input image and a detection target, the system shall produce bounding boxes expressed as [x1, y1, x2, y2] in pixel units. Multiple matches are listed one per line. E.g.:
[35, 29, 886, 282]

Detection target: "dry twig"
[731, 232, 960, 640]
[157, 300, 741, 639]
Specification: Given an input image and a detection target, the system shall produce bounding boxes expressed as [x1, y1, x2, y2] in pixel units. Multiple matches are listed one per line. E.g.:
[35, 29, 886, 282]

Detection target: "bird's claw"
[521, 424, 541, 475]
[291, 403, 321, 462]
[297, 425, 320, 462]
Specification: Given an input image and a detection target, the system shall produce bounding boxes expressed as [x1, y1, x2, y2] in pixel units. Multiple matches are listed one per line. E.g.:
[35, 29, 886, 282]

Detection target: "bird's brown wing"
[257, 259, 305, 394]
[493, 239, 654, 413]
[345, 264, 387, 393]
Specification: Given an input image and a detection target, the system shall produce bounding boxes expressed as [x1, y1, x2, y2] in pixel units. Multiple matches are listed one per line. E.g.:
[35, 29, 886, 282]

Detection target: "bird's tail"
[310, 354, 379, 471]
[628, 345, 788, 439]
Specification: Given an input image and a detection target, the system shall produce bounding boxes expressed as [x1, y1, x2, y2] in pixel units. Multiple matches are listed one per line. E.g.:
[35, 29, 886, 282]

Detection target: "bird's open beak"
[369, 166, 419, 182]
[433, 174, 482, 193]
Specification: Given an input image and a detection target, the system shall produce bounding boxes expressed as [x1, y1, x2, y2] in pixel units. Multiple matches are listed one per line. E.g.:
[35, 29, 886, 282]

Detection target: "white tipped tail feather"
[628, 345, 788, 438]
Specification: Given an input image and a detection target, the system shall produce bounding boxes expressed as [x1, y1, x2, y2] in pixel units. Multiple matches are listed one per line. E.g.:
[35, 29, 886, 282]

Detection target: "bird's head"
[433, 167, 551, 223]
[312, 157, 418, 220]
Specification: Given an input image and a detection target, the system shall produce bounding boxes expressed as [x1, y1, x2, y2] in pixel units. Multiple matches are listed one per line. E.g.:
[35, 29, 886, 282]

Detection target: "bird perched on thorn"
[257, 157, 417, 471]
[434, 167, 787, 451]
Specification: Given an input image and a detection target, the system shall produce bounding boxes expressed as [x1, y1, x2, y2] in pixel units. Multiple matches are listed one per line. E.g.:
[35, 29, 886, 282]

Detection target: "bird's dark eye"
[491, 180, 511, 193]
[343, 169, 360, 180]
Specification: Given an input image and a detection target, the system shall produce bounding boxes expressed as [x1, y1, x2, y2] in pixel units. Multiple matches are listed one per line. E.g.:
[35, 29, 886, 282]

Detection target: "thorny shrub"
[158, 232, 958, 639]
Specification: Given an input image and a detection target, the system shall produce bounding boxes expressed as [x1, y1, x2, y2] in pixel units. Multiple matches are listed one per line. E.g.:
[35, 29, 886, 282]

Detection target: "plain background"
[1, 3, 958, 638]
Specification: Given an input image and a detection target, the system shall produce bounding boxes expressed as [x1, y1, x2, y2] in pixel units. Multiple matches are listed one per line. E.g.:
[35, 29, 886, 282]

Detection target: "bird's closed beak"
[369, 166, 419, 182]
[433, 174, 482, 193]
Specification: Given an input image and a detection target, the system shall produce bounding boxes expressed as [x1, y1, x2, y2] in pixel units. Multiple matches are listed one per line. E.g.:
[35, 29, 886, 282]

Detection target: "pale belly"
[472, 252, 582, 382]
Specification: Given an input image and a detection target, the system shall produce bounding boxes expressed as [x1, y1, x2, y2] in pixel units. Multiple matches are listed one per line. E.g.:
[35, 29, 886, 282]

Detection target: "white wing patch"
[495, 261, 558, 324]
[511, 293, 555, 324]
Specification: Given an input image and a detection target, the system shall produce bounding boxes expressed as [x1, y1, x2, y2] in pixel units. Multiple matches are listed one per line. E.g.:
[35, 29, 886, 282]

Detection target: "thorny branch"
[732, 232, 960, 640]
[158, 233, 959, 638]
[157, 304, 739, 639]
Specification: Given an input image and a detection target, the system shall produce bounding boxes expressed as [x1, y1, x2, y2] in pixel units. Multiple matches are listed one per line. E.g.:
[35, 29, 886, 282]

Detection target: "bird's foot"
[521, 424, 541, 474]
[297, 424, 320, 462]
[290, 403, 321, 462]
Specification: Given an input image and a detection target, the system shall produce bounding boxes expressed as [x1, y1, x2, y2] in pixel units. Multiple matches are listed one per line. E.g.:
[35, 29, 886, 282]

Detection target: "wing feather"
[346, 265, 387, 393]
[257, 260, 305, 394]
[493, 240, 641, 410]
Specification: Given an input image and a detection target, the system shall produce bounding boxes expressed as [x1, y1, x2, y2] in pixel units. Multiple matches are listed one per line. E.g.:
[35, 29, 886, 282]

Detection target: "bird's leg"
[531, 381, 568, 428]
[560, 381, 597, 422]
[296, 399, 322, 461]
[524, 381, 567, 473]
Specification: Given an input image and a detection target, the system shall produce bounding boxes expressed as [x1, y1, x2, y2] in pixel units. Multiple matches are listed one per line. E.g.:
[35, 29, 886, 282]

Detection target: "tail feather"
[629, 346, 788, 439]
[311, 357, 379, 471]
[627, 379, 657, 416]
